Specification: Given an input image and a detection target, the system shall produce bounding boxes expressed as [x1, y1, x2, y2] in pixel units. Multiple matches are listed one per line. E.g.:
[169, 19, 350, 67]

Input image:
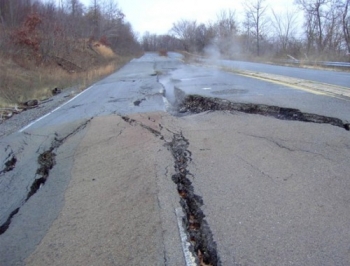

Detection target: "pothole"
[133, 98, 146, 106]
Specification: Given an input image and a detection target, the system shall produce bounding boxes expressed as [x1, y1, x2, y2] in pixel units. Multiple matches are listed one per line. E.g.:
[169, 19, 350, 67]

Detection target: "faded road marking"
[175, 208, 197, 266]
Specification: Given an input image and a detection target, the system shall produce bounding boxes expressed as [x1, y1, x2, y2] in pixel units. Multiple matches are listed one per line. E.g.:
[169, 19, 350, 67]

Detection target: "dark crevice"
[121, 116, 164, 140]
[178, 94, 350, 131]
[121, 116, 137, 125]
[0, 155, 17, 175]
[55, 118, 92, 144]
[141, 124, 163, 139]
[70, 104, 83, 109]
[0, 208, 19, 235]
[26, 149, 56, 201]
[133, 98, 146, 106]
[167, 133, 220, 266]
[121, 114, 220, 264]
[0, 119, 91, 235]
[27, 118, 91, 202]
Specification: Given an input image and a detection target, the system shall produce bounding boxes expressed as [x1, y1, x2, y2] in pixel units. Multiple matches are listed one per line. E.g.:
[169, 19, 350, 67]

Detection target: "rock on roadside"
[0, 87, 80, 138]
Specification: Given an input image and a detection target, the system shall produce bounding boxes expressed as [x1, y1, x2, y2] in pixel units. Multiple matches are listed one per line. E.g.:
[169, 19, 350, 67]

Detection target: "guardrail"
[284, 59, 350, 69]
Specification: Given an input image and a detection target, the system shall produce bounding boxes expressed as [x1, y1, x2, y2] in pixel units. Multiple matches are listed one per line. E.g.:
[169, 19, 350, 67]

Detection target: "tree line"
[141, 0, 350, 61]
[0, 0, 349, 62]
[0, 0, 142, 64]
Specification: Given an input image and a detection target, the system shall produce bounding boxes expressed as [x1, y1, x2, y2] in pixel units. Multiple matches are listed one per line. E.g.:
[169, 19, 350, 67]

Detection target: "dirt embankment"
[0, 40, 138, 122]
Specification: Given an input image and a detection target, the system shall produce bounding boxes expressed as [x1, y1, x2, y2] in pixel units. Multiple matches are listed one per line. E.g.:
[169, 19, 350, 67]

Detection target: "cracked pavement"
[1, 52, 350, 265]
[178, 111, 350, 265]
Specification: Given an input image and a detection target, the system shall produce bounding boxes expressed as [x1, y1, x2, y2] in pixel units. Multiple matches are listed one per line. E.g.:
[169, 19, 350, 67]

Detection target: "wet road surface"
[1, 52, 350, 265]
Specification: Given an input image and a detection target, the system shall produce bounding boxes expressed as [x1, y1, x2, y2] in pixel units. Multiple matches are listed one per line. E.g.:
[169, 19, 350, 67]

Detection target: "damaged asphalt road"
[1, 52, 350, 265]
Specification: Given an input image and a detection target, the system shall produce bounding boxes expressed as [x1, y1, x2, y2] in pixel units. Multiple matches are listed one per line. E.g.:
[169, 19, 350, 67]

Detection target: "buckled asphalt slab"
[178, 111, 350, 265]
[24, 109, 350, 266]
[24, 113, 185, 266]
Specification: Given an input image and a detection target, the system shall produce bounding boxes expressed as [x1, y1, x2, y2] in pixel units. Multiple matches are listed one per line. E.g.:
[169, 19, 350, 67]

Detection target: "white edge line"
[18, 85, 94, 132]
[175, 207, 197, 266]
[162, 96, 170, 111]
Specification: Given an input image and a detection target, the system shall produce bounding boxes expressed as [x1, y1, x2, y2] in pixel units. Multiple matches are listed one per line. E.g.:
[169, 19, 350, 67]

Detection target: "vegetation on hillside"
[0, 0, 142, 108]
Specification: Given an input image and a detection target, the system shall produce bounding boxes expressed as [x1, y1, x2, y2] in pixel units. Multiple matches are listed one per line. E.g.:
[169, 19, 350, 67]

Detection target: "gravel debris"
[0, 87, 81, 138]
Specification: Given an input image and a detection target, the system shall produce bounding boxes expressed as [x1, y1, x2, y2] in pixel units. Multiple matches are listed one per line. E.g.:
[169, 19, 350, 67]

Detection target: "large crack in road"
[152, 69, 350, 264]
[121, 82, 350, 264]
[0, 148, 17, 175]
[0, 119, 92, 235]
[1, 56, 349, 265]
[177, 93, 350, 131]
[121, 115, 220, 265]
[159, 85, 349, 265]
[167, 133, 220, 266]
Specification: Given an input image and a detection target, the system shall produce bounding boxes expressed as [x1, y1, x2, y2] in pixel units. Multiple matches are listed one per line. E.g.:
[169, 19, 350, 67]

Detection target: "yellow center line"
[235, 72, 326, 96]
[198, 62, 350, 101]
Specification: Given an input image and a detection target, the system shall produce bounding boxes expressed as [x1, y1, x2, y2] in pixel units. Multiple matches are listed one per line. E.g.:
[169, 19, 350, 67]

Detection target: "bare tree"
[88, 0, 101, 37]
[270, 8, 299, 54]
[171, 19, 198, 51]
[215, 9, 238, 38]
[213, 9, 239, 56]
[244, 0, 269, 56]
[99, 0, 124, 44]
[65, 0, 84, 17]
[171, 19, 217, 52]
[194, 23, 212, 51]
[141, 32, 183, 51]
[0, 0, 31, 27]
[295, 0, 346, 57]
[341, 0, 350, 54]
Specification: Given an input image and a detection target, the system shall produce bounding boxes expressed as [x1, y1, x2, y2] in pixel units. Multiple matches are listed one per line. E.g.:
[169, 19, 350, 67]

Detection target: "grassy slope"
[0, 40, 136, 109]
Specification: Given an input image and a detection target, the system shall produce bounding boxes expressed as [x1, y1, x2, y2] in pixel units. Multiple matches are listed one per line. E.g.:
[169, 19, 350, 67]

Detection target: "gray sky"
[78, 0, 300, 35]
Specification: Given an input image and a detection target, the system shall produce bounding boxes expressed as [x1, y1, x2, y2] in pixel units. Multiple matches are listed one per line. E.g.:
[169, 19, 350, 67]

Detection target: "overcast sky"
[78, 0, 300, 36]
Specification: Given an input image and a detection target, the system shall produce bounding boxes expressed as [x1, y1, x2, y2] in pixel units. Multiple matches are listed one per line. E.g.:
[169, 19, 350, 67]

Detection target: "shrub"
[158, 49, 168, 56]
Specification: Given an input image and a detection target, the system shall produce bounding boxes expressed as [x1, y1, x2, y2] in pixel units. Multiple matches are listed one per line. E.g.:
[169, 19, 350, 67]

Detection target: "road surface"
[203, 58, 350, 88]
[1, 52, 350, 266]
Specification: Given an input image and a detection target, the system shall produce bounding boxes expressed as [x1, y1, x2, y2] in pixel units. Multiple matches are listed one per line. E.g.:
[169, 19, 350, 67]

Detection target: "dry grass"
[0, 51, 133, 108]
[92, 41, 116, 59]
